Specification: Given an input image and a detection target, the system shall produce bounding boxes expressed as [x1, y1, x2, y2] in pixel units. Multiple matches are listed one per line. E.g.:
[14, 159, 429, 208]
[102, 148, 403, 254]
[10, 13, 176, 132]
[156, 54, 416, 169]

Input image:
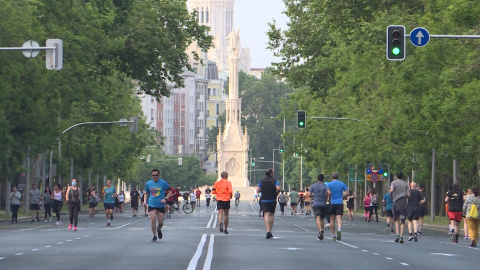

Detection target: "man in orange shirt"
[213, 171, 233, 234]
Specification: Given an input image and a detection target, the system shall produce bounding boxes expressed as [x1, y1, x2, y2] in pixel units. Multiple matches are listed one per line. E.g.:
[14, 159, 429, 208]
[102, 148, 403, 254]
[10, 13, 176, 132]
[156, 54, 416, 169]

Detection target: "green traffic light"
[299, 121, 304, 126]
[383, 172, 388, 177]
[392, 47, 400, 55]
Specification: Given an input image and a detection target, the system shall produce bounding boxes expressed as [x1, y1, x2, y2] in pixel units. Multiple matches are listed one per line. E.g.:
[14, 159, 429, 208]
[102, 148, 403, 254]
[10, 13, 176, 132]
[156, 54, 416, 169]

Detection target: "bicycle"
[182, 200, 194, 214]
[235, 198, 240, 207]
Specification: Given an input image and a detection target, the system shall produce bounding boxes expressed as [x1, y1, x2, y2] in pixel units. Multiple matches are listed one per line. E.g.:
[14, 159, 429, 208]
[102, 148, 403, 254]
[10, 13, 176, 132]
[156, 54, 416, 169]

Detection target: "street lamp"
[270, 116, 286, 190]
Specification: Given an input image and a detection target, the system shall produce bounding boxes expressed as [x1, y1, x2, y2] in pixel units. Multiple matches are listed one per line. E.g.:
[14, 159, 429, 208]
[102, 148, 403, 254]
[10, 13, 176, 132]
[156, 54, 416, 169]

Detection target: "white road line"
[31, 249, 39, 251]
[14, 253, 23, 256]
[362, 249, 368, 252]
[400, 263, 409, 266]
[212, 208, 218, 229]
[45, 246, 51, 248]
[372, 253, 380, 255]
[338, 241, 358, 249]
[203, 234, 215, 270]
[67, 240, 72, 242]
[0, 257, 5, 260]
[206, 211, 215, 228]
[187, 234, 207, 270]
[56, 242, 63, 244]
[385, 257, 393, 260]
[21, 225, 49, 231]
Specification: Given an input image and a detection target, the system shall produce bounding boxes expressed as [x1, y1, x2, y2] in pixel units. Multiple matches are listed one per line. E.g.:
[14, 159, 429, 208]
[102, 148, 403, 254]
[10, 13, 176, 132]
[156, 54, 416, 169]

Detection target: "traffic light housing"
[251, 158, 255, 167]
[297, 110, 306, 128]
[129, 117, 138, 132]
[386, 25, 406, 61]
[280, 145, 284, 153]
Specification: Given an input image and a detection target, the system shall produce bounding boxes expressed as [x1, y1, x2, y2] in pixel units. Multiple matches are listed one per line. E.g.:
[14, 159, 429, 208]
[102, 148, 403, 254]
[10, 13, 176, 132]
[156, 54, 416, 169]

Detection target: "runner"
[190, 189, 197, 209]
[29, 183, 42, 223]
[298, 190, 305, 214]
[51, 184, 63, 225]
[173, 185, 181, 210]
[364, 191, 371, 222]
[234, 190, 241, 207]
[390, 171, 410, 243]
[407, 182, 425, 242]
[205, 186, 212, 208]
[65, 179, 81, 231]
[145, 169, 172, 242]
[165, 185, 175, 218]
[141, 190, 148, 217]
[88, 187, 98, 220]
[304, 187, 312, 215]
[257, 168, 280, 239]
[43, 186, 52, 222]
[289, 188, 299, 215]
[417, 184, 427, 234]
[346, 190, 355, 221]
[117, 191, 125, 214]
[463, 185, 480, 247]
[130, 186, 140, 217]
[382, 191, 394, 232]
[102, 179, 116, 227]
[213, 171, 233, 234]
[309, 174, 329, 240]
[195, 187, 202, 207]
[327, 172, 348, 241]
[445, 182, 464, 244]
[370, 188, 379, 223]
[277, 190, 287, 215]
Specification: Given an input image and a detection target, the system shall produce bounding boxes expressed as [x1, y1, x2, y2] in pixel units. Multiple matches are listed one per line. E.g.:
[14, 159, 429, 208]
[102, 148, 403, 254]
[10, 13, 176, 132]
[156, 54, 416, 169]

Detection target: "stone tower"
[216, 29, 249, 187]
[187, 0, 250, 74]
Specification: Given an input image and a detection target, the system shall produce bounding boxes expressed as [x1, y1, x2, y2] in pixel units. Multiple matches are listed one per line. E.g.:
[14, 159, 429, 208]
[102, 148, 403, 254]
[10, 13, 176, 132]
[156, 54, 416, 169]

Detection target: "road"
[0, 201, 477, 270]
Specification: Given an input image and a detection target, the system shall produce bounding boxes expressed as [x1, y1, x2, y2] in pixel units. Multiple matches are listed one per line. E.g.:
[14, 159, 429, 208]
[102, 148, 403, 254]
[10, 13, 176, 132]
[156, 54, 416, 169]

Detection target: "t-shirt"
[195, 190, 201, 197]
[390, 179, 408, 202]
[327, 180, 348, 205]
[310, 181, 328, 207]
[258, 177, 279, 202]
[446, 188, 464, 212]
[289, 191, 299, 203]
[278, 193, 287, 203]
[234, 192, 241, 199]
[130, 190, 140, 204]
[408, 189, 423, 207]
[213, 178, 233, 202]
[103, 186, 116, 204]
[190, 193, 196, 202]
[118, 194, 125, 203]
[145, 179, 170, 208]
[166, 188, 174, 202]
[383, 193, 393, 211]
[30, 189, 40, 204]
[206, 193, 211, 199]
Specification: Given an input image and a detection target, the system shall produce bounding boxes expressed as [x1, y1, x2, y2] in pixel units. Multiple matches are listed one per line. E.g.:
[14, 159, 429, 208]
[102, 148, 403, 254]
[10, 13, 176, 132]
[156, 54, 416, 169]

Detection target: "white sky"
[234, 0, 289, 68]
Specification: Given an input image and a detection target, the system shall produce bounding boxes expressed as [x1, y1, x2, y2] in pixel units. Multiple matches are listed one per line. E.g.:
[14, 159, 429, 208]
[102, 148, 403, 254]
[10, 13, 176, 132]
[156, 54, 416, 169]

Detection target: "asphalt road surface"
[0, 201, 478, 270]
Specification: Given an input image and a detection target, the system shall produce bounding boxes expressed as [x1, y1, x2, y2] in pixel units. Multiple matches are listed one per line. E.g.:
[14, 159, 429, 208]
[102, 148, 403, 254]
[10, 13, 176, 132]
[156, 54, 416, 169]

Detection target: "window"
[201, 9, 204, 23]
[216, 104, 219, 115]
[205, 9, 209, 23]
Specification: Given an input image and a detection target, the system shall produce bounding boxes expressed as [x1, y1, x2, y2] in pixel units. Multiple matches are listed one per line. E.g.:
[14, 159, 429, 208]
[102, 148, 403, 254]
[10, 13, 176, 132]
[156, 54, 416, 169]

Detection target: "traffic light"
[129, 117, 138, 132]
[383, 171, 388, 177]
[293, 152, 299, 158]
[251, 158, 255, 167]
[386, 25, 406, 61]
[297, 110, 306, 128]
[280, 145, 284, 153]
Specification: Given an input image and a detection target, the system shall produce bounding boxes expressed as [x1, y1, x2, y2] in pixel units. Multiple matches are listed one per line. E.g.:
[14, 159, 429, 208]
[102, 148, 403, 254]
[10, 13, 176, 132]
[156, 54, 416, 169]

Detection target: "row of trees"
[0, 0, 212, 207]
[267, 0, 480, 214]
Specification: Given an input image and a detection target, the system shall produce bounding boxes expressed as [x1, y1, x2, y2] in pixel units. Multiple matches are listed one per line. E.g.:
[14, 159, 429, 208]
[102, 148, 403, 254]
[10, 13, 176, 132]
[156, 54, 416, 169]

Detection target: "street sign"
[410, 27, 430, 47]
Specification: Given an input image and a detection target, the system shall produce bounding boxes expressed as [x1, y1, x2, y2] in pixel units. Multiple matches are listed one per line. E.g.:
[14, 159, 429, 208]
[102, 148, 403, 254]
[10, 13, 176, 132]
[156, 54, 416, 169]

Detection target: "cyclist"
[234, 191, 241, 207]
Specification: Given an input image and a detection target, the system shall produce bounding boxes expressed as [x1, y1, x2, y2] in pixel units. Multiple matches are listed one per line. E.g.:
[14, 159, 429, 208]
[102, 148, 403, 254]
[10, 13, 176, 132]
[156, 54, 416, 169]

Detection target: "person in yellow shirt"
[213, 171, 233, 234]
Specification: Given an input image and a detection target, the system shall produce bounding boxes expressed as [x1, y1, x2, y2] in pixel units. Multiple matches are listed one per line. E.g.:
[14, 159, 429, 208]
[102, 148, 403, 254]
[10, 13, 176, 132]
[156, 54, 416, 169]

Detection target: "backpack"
[364, 196, 371, 205]
[469, 204, 479, 219]
[371, 194, 378, 205]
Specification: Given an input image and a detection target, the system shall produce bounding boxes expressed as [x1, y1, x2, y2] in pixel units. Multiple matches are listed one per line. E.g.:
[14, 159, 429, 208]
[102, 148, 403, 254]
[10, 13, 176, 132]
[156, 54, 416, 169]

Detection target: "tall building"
[217, 29, 249, 187]
[187, 0, 250, 74]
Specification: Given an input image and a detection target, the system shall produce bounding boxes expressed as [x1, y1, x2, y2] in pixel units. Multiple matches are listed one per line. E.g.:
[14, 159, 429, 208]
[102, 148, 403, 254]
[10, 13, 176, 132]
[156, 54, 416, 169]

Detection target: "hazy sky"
[234, 0, 289, 68]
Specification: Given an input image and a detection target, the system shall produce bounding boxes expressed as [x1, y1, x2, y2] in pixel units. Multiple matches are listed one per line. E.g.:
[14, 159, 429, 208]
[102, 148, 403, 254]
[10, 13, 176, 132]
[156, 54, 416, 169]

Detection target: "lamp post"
[270, 117, 286, 190]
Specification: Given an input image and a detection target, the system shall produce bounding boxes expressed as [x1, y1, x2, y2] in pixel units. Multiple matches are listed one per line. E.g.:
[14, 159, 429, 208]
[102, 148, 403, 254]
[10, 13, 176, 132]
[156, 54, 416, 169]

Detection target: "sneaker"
[332, 236, 336, 241]
[266, 232, 273, 239]
[376, 219, 379, 223]
[31, 219, 35, 223]
[318, 231, 324, 241]
[68, 224, 72, 230]
[73, 227, 77, 231]
[106, 223, 110, 227]
[408, 236, 414, 241]
[224, 230, 229, 235]
[291, 212, 293, 215]
[391, 228, 394, 233]
[45, 220, 48, 223]
[464, 236, 469, 240]
[414, 235, 418, 242]
[49, 218, 52, 222]
[417, 231, 422, 235]
[55, 221, 59, 226]
[448, 229, 453, 234]
[157, 227, 162, 239]
[395, 235, 400, 242]
[151, 236, 157, 242]
[219, 222, 224, 233]
[399, 237, 404, 243]
[337, 231, 341, 241]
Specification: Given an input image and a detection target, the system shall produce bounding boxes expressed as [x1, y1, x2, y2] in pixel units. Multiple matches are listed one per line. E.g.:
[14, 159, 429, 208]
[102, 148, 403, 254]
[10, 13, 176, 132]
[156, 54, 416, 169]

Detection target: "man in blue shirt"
[102, 180, 116, 227]
[144, 169, 172, 242]
[327, 172, 348, 241]
[382, 192, 394, 232]
[309, 174, 328, 240]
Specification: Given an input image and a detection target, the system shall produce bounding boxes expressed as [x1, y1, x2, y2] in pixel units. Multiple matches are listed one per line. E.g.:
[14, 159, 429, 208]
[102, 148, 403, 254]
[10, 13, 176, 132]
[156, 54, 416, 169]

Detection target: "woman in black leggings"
[51, 184, 64, 225]
[66, 179, 81, 231]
